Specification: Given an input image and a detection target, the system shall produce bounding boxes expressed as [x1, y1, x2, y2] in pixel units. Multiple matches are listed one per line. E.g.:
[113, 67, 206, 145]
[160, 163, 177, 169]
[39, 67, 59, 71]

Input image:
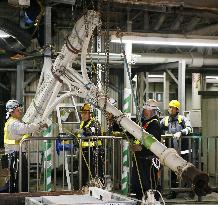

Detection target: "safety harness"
[79, 117, 102, 147]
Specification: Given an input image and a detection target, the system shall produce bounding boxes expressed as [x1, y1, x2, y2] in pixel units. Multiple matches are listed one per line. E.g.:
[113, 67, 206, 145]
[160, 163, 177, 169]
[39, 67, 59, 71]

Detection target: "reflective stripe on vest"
[134, 118, 158, 145]
[79, 117, 95, 130]
[82, 140, 102, 147]
[4, 117, 20, 145]
[164, 115, 182, 127]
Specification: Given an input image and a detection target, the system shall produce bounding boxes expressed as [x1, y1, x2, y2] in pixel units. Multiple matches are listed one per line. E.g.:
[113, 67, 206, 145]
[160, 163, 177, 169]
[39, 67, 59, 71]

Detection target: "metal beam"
[49, 0, 76, 5]
[0, 82, 9, 91]
[170, 15, 184, 31]
[185, 17, 201, 32]
[106, 0, 218, 11]
[188, 24, 218, 35]
[154, 13, 166, 31]
[166, 69, 178, 84]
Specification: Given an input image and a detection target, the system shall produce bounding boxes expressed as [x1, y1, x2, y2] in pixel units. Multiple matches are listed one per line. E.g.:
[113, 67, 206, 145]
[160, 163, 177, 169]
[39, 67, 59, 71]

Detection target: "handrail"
[18, 135, 122, 192]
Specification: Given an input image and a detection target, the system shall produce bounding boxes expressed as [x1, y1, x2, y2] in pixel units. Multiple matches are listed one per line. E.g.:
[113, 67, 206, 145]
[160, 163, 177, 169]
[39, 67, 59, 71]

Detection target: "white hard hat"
[6, 100, 22, 113]
[143, 99, 158, 110]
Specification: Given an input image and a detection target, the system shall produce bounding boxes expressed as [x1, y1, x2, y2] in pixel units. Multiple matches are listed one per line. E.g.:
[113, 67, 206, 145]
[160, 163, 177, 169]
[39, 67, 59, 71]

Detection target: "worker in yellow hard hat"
[78, 103, 103, 186]
[160, 100, 193, 199]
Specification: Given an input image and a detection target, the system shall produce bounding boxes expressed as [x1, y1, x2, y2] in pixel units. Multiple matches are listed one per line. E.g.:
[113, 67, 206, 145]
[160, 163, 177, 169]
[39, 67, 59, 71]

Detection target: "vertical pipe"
[112, 138, 115, 190]
[207, 138, 209, 176]
[137, 72, 145, 115]
[43, 5, 52, 192]
[104, 138, 107, 181]
[43, 130, 52, 192]
[79, 139, 82, 189]
[16, 61, 24, 104]
[37, 140, 39, 191]
[145, 72, 149, 101]
[28, 141, 30, 192]
[122, 39, 132, 195]
[178, 60, 186, 114]
[88, 139, 91, 182]
[199, 137, 202, 170]
[62, 145, 65, 189]
[71, 139, 74, 190]
[19, 141, 23, 192]
[192, 73, 201, 110]
[53, 140, 57, 191]
[97, 35, 102, 124]
[163, 72, 170, 115]
[215, 138, 218, 186]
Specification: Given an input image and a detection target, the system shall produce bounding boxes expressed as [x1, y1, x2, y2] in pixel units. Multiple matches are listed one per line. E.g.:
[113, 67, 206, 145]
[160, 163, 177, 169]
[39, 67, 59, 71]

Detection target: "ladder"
[56, 96, 81, 190]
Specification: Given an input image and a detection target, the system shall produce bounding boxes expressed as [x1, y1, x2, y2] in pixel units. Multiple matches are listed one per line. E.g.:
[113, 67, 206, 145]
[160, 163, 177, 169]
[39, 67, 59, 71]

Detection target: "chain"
[101, 0, 111, 130]
[89, 34, 95, 83]
[119, 34, 140, 123]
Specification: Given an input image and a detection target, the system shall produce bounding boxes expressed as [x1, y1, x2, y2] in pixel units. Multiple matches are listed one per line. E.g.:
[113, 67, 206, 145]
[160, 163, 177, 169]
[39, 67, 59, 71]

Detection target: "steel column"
[178, 60, 186, 114]
[163, 72, 170, 114]
[16, 61, 24, 104]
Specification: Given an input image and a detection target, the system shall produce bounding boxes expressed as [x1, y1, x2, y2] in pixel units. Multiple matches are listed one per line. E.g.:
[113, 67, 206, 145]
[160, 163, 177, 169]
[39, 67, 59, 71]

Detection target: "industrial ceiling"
[0, 0, 218, 70]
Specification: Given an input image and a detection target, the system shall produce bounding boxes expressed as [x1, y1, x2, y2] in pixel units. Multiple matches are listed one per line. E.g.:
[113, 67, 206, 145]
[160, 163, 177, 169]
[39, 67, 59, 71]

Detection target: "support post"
[16, 61, 24, 104]
[43, 5, 52, 192]
[163, 72, 170, 115]
[178, 60, 186, 114]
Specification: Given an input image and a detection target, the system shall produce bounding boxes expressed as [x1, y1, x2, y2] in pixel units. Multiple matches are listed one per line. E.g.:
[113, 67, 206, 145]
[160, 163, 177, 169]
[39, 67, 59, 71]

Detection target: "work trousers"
[1, 151, 28, 192]
[81, 147, 104, 186]
[131, 155, 160, 200]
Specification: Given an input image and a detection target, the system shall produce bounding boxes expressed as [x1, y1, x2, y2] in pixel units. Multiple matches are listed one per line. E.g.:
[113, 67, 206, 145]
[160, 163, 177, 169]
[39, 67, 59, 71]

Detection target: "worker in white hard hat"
[3, 99, 46, 192]
[131, 99, 162, 200]
[160, 100, 193, 199]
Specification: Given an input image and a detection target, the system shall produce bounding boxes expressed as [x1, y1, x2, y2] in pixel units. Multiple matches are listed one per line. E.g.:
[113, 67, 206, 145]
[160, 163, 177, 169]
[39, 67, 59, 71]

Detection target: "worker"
[131, 99, 161, 200]
[78, 103, 103, 186]
[160, 100, 193, 199]
[3, 99, 46, 192]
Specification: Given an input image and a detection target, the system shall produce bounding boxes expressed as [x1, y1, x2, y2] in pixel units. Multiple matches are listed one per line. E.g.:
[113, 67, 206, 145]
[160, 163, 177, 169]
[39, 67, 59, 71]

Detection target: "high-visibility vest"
[79, 117, 102, 147]
[79, 117, 95, 130]
[4, 117, 28, 145]
[164, 115, 182, 127]
[134, 118, 158, 145]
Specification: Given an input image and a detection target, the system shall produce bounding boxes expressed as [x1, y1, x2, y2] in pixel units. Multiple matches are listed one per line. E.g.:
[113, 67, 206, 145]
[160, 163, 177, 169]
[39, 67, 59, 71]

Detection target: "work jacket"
[4, 117, 39, 153]
[160, 114, 192, 135]
[79, 117, 102, 147]
[134, 116, 161, 158]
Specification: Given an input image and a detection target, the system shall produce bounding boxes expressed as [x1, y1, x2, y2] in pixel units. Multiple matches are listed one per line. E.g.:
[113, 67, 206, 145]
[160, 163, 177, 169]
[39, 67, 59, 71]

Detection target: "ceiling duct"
[8, 0, 30, 7]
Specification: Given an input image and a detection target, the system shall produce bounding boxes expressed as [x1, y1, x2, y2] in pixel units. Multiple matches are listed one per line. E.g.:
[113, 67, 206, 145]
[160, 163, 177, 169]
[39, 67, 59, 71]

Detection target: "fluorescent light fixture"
[0, 30, 10, 38]
[206, 76, 218, 79]
[111, 35, 218, 47]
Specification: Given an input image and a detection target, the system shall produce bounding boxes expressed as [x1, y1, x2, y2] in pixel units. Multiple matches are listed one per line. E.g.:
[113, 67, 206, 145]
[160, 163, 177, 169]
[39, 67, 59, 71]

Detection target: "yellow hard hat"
[80, 103, 93, 112]
[169, 100, 180, 109]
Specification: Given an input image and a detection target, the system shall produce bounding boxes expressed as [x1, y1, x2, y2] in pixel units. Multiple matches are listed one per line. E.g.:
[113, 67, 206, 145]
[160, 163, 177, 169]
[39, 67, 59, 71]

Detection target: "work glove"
[56, 135, 62, 155]
[173, 131, 182, 140]
[56, 134, 74, 155]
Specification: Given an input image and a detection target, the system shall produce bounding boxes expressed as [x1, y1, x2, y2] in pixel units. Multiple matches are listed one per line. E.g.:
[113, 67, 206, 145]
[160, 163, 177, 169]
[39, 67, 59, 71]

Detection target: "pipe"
[87, 53, 218, 67]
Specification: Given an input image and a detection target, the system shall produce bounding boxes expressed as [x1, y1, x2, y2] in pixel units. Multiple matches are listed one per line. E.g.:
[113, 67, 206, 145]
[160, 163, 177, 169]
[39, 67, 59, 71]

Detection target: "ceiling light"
[0, 30, 10, 38]
[111, 35, 218, 47]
